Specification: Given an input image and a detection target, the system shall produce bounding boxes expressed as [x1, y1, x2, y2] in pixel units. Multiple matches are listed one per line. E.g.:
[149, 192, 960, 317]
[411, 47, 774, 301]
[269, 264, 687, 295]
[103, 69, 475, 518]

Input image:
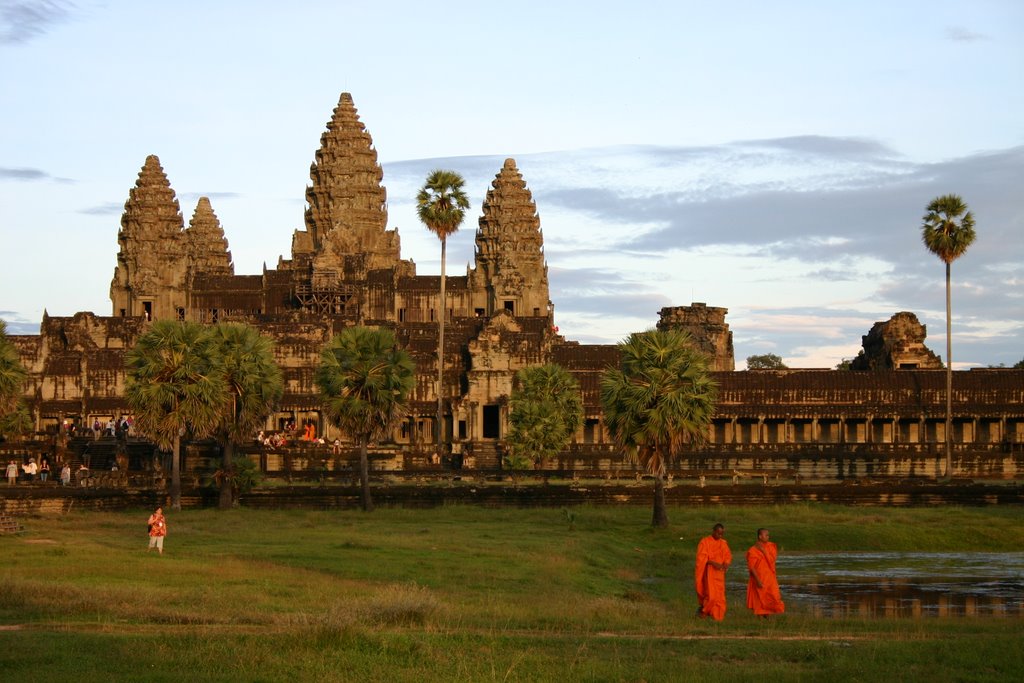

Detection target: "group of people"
[5, 457, 84, 486]
[255, 425, 329, 450]
[89, 416, 132, 438]
[695, 523, 785, 621]
[5, 457, 53, 484]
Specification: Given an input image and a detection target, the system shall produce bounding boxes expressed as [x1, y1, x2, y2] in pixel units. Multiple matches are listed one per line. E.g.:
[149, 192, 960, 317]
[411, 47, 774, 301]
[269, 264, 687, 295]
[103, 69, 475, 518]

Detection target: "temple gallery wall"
[8, 93, 1024, 479]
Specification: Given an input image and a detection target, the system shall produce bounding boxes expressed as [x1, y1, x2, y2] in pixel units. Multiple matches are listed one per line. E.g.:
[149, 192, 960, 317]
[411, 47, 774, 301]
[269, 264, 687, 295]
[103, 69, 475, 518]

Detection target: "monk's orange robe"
[746, 541, 785, 616]
[695, 535, 732, 620]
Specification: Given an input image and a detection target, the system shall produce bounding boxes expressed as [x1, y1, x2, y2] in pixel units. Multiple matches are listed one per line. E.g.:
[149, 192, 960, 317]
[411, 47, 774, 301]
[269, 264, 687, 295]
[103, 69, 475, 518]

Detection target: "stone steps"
[0, 513, 25, 535]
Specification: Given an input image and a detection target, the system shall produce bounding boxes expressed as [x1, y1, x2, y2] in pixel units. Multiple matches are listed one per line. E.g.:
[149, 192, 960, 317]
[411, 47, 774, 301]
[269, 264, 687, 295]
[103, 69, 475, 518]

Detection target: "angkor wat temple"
[7, 93, 1024, 480]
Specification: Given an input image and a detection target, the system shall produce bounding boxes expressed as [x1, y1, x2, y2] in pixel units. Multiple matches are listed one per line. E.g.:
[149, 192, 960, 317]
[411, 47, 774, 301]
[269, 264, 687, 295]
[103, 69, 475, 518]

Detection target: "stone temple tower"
[293, 92, 407, 282]
[110, 155, 188, 321]
[468, 158, 551, 320]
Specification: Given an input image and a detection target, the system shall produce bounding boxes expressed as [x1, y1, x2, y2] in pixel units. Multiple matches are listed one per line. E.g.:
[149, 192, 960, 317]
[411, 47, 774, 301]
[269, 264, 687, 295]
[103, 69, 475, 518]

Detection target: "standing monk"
[695, 523, 732, 620]
[746, 528, 785, 617]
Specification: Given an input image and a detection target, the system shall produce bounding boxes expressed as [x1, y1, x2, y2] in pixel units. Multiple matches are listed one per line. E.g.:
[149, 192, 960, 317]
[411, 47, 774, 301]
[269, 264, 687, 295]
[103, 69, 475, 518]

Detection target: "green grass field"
[2, 504, 1022, 682]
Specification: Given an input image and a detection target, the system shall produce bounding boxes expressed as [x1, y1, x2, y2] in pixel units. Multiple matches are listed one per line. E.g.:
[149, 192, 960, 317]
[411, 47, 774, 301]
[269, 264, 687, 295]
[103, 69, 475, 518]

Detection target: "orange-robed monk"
[746, 528, 785, 617]
[695, 523, 732, 620]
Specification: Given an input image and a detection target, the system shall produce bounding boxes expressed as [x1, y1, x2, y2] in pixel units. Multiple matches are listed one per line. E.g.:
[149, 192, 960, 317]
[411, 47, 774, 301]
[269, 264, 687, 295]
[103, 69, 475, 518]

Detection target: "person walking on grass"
[147, 507, 167, 555]
[746, 528, 785, 618]
[695, 523, 732, 620]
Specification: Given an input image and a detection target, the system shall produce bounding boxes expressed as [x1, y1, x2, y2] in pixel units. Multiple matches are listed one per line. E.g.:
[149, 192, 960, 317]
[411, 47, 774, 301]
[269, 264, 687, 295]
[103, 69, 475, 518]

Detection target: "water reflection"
[769, 552, 1024, 618]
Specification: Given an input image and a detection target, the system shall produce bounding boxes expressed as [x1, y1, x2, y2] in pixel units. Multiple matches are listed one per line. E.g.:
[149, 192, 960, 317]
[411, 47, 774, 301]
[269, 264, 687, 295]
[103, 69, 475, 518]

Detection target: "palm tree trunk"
[170, 432, 181, 511]
[945, 261, 953, 479]
[437, 236, 446, 454]
[219, 439, 234, 510]
[359, 438, 374, 512]
[652, 471, 669, 528]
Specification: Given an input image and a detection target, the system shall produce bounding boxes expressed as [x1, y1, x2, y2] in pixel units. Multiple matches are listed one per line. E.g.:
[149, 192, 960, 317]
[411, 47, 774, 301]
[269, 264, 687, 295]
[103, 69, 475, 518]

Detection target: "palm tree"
[921, 194, 977, 479]
[314, 326, 415, 511]
[506, 364, 584, 475]
[209, 323, 283, 509]
[0, 321, 28, 421]
[125, 320, 227, 510]
[416, 170, 470, 455]
[601, 329, 717, 527]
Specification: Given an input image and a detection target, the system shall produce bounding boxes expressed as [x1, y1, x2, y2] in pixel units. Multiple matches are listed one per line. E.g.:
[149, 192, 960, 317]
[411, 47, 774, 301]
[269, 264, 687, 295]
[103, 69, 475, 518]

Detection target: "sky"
[1, 0, 1021, 369]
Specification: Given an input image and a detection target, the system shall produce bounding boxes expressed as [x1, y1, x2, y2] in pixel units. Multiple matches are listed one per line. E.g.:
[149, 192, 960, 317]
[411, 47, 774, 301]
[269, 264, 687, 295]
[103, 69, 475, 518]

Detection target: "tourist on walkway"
[39, 458, 51, 482]
[22, 458, 38, 482]
[60, 463, 71, 486]
[5, 460, 17, 485]
[695, 523, 732, 621]
[746, 528, 785, 618]
[147, 507, 167, 554]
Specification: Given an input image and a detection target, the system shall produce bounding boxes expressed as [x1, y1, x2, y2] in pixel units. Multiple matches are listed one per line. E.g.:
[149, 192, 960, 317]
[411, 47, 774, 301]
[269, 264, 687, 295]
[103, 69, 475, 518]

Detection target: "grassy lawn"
[1, 504, 1022, 682]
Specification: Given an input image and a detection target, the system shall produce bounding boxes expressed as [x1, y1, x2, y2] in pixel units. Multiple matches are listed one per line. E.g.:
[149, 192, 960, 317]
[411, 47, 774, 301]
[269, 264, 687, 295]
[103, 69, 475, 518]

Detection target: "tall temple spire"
[110, 155, 188, 320]
[469, 158, 550, 318]
[302, 92, 399, 272]
[185, 196, 233, 276]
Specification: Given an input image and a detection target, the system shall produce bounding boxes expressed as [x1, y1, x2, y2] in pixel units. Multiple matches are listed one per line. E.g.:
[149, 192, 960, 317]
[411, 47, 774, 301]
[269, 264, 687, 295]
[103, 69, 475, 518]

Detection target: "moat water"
[765, 552, 1024, 618]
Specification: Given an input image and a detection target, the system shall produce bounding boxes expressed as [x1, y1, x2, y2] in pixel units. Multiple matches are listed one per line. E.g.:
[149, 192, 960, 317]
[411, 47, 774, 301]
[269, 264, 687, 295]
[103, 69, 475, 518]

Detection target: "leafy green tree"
[315, 326, 415, 511]
[209, 323, 283, 509]
[921, 194, 977, 478]
[1014, 358, 1024, 370]
[417, 170, 470, 453]
[0, 321, 28, 423]
[601, 330, 717, 528]
[506, 364, 584, 477]
[125, 320, 227, 510]
[0, 401, 32, 441]
[746, 353, 787, 370]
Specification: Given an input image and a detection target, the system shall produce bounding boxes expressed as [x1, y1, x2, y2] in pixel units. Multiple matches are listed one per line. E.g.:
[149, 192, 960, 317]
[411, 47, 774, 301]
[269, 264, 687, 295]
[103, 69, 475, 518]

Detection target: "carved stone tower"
[185, 197, 233, 277]
[296, 92, 404, 279]
[657, 303, 735, 371]
[468, 158, 551, 319]
[110, 155, 187, 321]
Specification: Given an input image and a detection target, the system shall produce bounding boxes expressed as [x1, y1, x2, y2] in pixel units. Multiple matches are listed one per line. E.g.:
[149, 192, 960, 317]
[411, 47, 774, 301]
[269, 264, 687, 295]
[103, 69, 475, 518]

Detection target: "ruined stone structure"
[8, 92, 1024, 480]
[850, 312, 944, 370]
[657, 304, 735, 371]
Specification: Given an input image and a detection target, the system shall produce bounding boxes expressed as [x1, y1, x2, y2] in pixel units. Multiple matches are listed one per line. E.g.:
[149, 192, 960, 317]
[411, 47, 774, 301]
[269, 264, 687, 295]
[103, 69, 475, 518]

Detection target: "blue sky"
[1, 1, 1021, 368]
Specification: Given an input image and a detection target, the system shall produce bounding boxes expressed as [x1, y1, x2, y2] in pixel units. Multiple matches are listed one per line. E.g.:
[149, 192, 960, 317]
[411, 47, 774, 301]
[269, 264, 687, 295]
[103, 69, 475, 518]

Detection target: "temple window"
[503, 301, 514, 314]
[142, 301, 152, 321]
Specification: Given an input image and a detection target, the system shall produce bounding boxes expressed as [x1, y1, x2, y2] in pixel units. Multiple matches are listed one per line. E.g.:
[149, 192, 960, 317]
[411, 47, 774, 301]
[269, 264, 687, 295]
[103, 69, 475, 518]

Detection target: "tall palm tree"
[507, 364, 584, 472]
[314, 326, 415, 511]
[209, 323, 283, 509]
[921, 194, 976, 479]
[601, 329, 717, 527]
[125, 320, 227, 510]
[0, 321, 28, 420]
[416, 170, 470, 455]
